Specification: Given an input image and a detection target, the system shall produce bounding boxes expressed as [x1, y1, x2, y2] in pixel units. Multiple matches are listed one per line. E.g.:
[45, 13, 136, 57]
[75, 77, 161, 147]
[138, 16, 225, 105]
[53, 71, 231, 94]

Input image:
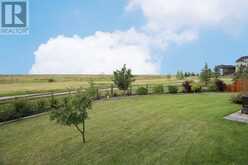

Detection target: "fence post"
[146, 84, 149, 94]
[130, 85, 132, 96]
[96, 88, 100, 100]
[110, 84, 113, 97]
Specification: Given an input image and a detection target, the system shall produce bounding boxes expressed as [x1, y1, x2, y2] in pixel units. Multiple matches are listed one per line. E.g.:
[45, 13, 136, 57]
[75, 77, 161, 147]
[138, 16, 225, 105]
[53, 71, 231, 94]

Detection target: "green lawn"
[0, 93, 246, 165]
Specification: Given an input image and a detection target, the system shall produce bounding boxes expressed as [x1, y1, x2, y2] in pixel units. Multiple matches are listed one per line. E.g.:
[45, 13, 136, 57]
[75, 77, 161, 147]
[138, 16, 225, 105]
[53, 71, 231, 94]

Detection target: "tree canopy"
[113, 64, 135, 93]
[50, 90, 92, 143]
[200, 63, 211, 85]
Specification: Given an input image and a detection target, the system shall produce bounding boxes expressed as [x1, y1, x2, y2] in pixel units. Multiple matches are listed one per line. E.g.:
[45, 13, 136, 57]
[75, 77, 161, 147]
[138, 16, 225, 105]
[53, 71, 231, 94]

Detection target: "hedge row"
[0, 99, 52, 122]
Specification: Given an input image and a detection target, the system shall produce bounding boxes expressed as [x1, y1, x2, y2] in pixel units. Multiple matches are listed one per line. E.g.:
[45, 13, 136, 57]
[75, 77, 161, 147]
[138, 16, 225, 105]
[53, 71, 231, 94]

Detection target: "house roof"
[216, 65, 235, 69]
[236, 56, 248, 63]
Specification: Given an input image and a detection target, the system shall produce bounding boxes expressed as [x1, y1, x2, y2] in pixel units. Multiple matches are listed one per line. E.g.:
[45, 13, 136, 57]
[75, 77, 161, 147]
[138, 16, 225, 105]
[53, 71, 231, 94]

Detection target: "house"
[215, 65, 236, 76]
[215, 56, 248, 76]
[236, 56, 248, 72]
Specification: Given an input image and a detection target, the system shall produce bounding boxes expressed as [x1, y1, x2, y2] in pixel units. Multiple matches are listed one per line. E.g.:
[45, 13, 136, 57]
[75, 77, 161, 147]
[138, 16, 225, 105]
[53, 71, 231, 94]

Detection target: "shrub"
[153, 85, 164, 94]
[191, 83, 202, 93]
[13, 100, 35, 118]
[168, 85, 178, 94]
[214, 79, 226, 92]
[207, 82, 217, 92]
[231, 94, 243, 104]
[182, 81, 192, 93]
[0, 97, 59, 123]
[50, 95, 60, 109]
[136, 87, 148, 95]
[0, 105, 15, 122]
[86, 81, 97, 98]
[48, 78, 55, 83]
[207, 79, 226, 92]
[113, 92, 119, 97]
[0, 100, 47, 122]
[36, 100, 48, 113]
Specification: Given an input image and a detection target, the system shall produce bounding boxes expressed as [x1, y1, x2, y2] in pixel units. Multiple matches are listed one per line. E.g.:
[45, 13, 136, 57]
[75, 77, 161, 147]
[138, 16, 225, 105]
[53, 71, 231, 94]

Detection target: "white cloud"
[31, 0, 248, 74]
[127, 0, 248, 33]
[30, 29, 160, 74]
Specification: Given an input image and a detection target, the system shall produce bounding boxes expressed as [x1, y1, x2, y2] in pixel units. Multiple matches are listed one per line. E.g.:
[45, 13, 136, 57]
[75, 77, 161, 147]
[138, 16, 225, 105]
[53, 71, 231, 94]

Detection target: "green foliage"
[231, 94, 244, 104]
[48, 78, 56, 83]
[200, 63, 211, 85]
[214, 79, 226, 92]
[50, 90, 92, 143]
[50, 95, 60, 109]
[166, 74, 171, 79]
[213, 66, 221, 78]
[136, 87, 148, 95]
[207, 79, 226, 92]
[153, 85, 164, 94]
[0, 104, 15, 122]
[85, 81, 97, 98]
[184, 72, 192, 78]
[207, 82, 217, 92]
[176, 70, 184, 80]
[36, 99, 49, 113]
[168, 85, 178, 94]
[0, 98, 52, 122]
[113, 64, 135, 93]
[191, 83, 202, 93]
[13, 99, 34, 118]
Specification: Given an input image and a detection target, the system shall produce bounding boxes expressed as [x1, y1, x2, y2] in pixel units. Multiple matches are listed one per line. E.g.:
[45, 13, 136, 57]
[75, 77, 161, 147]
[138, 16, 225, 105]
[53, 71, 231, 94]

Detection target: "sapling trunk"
[82, 119, 86, 143]
[74, 123, 86, 143]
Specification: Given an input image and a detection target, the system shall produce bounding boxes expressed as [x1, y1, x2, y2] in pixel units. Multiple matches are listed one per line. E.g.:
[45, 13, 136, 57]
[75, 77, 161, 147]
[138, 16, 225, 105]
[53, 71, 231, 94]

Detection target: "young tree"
[86, 81, 97, 99]
[113, 64, 135, 95]
[200, 63, 211, 86]
[213, 66, 220, 78]
[50, 90, 92, 143]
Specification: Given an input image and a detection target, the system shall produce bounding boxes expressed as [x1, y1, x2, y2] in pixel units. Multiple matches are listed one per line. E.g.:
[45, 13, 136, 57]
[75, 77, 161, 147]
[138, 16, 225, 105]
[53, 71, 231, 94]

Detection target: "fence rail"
[0, 83, 182, 105]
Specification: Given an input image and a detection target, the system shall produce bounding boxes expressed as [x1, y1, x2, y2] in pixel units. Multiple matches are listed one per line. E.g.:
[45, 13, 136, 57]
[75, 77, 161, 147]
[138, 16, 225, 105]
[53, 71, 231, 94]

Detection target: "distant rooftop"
[216, 65, 235, 69]
[236, 56, 248, 63]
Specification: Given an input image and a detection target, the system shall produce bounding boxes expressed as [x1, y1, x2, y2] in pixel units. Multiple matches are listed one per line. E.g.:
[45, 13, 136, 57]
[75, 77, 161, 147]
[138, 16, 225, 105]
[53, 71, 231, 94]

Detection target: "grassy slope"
[0, 93, 246, 165]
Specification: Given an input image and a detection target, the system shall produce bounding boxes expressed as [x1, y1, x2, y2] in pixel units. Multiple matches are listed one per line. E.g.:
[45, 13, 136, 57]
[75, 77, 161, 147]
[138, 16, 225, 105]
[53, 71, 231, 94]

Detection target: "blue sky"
[1, 0, 248, 74]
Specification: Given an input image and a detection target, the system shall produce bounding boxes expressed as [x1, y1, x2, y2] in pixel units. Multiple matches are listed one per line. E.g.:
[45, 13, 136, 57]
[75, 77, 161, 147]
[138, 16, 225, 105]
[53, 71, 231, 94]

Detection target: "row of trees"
[176, 71, 198, 80]
[175, 63, 221, 84]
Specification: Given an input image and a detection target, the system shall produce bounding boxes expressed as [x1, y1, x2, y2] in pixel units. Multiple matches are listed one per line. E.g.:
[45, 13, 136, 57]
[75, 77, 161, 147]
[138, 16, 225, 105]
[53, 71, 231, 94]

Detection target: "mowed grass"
[0, 93, 246, 165]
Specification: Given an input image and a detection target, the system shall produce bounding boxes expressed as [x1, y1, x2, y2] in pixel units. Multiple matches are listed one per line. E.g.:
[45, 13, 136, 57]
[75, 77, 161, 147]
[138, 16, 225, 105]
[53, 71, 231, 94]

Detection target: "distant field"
[0, 94, 246, 165]
[0, 75, 232, 96]
[0, 75, 182, 96]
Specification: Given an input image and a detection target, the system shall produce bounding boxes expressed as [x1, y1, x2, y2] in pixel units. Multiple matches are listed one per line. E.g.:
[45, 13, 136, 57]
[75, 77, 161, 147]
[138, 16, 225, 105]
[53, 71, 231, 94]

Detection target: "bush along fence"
[0, 80, 230, 123]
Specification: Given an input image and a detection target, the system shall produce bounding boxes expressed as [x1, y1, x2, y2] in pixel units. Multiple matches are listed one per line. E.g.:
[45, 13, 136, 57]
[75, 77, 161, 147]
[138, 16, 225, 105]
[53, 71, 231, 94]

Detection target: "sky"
[1, 0, 248, 74]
